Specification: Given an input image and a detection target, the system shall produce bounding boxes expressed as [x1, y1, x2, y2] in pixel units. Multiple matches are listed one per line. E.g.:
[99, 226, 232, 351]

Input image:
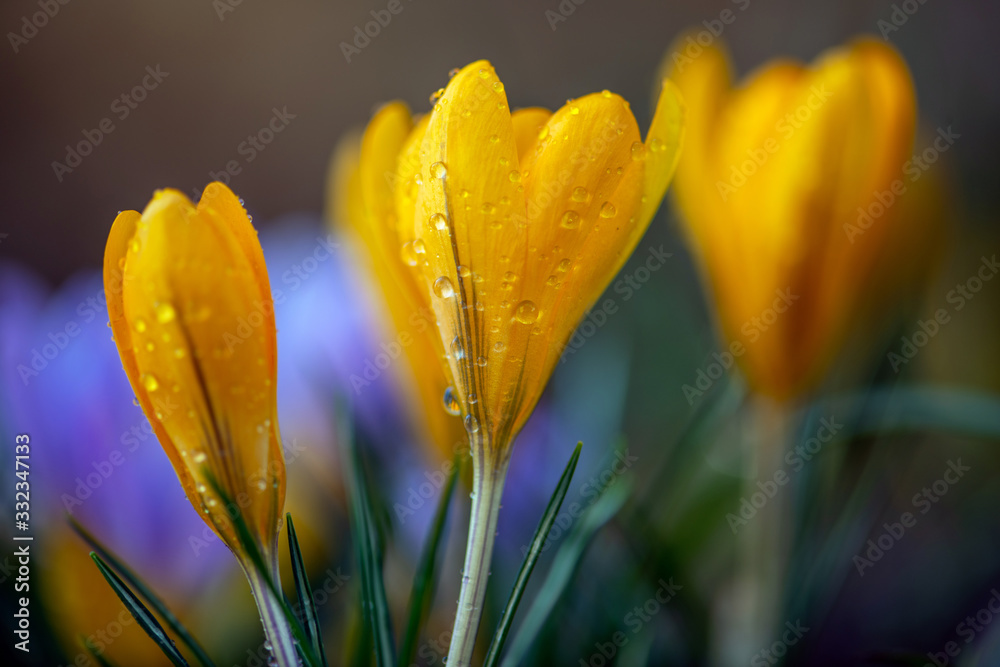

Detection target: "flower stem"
[447, 448, 510, 667]
[244, 555, 301, 667]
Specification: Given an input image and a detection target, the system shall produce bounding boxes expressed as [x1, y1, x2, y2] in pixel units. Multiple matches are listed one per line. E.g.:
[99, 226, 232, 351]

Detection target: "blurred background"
[2, 0, 1000, 665]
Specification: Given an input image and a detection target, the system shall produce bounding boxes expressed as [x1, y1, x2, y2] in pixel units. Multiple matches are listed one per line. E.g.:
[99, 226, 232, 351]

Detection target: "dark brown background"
[1, 0, 996, 286]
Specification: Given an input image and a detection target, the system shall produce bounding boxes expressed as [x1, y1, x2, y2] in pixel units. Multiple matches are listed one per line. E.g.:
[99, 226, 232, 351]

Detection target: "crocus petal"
[104, 185, 284, 554]
[332, 103, 467, 459]
[667, 34, 933, 399]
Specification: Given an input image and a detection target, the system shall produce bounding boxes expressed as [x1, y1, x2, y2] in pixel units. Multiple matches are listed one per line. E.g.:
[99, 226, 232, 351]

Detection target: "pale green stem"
[243, 551, 300, 667]
[715, 398, 792, 667]
[447, 444, 510, 667]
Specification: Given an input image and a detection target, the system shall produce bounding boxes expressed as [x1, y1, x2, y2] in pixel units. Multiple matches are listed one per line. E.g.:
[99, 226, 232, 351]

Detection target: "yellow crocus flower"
[400, 59, 683, 460]
[103, 183, 297, 666]
[665, 35, 937, 399]
[353, 59, 684, 665]
[328, 117, 468, 461]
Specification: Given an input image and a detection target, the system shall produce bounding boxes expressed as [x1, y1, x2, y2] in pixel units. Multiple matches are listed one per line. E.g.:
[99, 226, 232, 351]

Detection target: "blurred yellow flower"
[328, 113, 468, 461]
[665, 34, 940, 399]
[394, 59, 684, 461]
[103, 183, 286, 562]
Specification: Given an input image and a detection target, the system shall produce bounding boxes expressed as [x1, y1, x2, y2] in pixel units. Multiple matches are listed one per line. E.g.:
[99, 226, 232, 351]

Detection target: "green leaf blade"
[89, 552, 190, 667]
[482, 442, 582, 667]
[398, 453, 462, 667]
[287, 513, 330, 667]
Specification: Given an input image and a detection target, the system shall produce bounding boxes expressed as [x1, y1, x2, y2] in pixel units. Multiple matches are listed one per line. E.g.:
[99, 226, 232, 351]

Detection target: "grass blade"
[69, 518, 216, 667]
[287, 513, 329, 667]
[482, 443, 582, 667]
[89, 552, 190, 667]
[398, 453, 462, 667]
[500, 479, 631, 667]
[202, 472, 322, 667]
[342, 414, 397, 667]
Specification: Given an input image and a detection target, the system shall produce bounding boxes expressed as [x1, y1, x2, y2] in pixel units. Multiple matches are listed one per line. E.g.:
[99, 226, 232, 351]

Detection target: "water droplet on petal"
[443, 387, 460, 415]
[631, 141, 646, 161]
[508, 170, 521, 183]
[560, 211, 580, 229]
[450, 335, 466, 361]
[492, 81, 504, 93]
[571, 186, 589, 202]
[134, 318, 148, 333]
[401, 240, 419, 266]
[514, 300, 539, 324]
[600, 202, 617, 218]
[464, 415, 480, 434]
[430, 161, 448, 179]
[481, 202, 496, 215]
[431, 212, 448, 230]
[193, 451, 207, 463]
[433, 276, 455, 298]
[155, 302, 176, 323]
[142, 374, 159, 392]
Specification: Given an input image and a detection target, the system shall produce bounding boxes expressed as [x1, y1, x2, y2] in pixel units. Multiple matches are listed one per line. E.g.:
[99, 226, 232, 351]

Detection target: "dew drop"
[457, 264, 471, 278]
[650, 137, 665, 153]
[508, 170, 521, 183]
[492, 81, 504, 93]
[464, 415, 480, 434]
[570, 106, 580, 115]
[450, 335, 466, 360]
[601, 89, 613, 99]
[401, 240, 419, 266]
[142, 374, 159, 392]
[443, 386, 461, 415]
[134, 318, 148, 333]
[430, 161, 448, 179]
[571, 186, 589, 202]
[600, 202, 617, 218]
[431, 212, 448, 230]
[478, 68, 490, 79]
[631, 141, 646, 161]
[560, 211, 580, 229]
[558, 258, 572, 272]
[155, 302, 176, 323]
[433, 276, 455, 298]
[481, 202, 497, 215]
[514, 300, 539, 324]
[193, 451, 207, 463]
[476, 356, 488, 367]
[494, 341, 505, 352]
